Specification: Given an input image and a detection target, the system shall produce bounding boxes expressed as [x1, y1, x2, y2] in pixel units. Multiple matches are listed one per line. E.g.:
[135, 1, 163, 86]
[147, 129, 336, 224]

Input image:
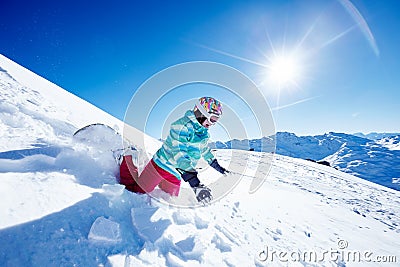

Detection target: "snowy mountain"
[353, 132, 400, 140]
[212, 132, 400, 191]
[376, 135, 400, 151]
[1, 54, 399, 266]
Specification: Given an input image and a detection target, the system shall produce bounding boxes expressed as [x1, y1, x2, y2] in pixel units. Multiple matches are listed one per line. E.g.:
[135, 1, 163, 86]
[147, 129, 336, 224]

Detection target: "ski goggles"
[208, 115, 219, 125]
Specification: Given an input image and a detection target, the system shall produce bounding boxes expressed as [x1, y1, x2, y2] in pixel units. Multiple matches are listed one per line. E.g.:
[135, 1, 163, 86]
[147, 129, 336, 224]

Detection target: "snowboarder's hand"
[210, 159, 229, 175]
[193, 184, 213, 205]
[181, 170, 213, 204]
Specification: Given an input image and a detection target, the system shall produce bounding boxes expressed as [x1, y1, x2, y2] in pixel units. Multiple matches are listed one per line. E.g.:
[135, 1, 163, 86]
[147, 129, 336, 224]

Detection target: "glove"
[193, 184, 213, 205]
[210, 159, 229, 174]
[181, 171, 213, 205]
[181, 170, 200, 187]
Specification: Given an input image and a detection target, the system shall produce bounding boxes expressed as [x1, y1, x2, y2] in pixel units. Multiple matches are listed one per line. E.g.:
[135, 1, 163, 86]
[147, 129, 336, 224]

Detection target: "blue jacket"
[153, 110, 215, 179]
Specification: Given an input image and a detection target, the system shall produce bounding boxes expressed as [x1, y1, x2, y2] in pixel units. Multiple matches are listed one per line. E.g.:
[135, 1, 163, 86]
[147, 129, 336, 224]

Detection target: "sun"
[268, 54, 301, 87]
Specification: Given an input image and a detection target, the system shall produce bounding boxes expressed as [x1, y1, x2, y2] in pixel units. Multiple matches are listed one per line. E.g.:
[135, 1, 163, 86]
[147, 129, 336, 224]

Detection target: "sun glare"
[268, 54, 301, 87]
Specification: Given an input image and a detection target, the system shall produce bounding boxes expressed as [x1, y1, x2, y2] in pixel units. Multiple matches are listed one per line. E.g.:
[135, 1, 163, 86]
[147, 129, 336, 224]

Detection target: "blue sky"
[1, 0, 400, 140]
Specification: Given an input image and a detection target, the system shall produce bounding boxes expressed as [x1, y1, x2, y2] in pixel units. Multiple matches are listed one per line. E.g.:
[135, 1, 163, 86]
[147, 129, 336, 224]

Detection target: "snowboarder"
[119, 97, 229, 204]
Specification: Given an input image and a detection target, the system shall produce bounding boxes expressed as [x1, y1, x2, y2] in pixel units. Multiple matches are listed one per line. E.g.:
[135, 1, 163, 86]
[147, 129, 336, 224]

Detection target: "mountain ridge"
[211, 132, 400, 191]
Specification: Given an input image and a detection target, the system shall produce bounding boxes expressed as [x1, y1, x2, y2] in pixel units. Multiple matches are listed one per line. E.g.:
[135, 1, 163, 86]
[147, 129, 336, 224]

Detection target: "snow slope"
[1, 55, 399, 266]
[0, 54, 124, 152]
[376, 135, 400, 151]
[212, 132, 400, 191]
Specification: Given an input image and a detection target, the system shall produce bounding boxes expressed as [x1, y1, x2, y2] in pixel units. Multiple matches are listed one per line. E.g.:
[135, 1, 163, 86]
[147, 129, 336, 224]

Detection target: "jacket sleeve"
[169, 122, 196, 172]
[201, 145, 215, 164]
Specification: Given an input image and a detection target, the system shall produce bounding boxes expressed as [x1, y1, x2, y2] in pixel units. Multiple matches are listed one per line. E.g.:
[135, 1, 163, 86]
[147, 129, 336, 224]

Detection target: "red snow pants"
[119, 156, 181, 196]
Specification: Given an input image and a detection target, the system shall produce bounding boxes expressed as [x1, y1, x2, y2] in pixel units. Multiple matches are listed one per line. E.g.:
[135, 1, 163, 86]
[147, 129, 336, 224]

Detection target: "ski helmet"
[194, 97, 223, 119]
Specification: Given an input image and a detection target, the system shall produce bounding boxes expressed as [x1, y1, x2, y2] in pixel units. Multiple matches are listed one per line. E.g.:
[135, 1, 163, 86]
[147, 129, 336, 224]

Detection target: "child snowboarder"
[119, 96, 229, 204]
